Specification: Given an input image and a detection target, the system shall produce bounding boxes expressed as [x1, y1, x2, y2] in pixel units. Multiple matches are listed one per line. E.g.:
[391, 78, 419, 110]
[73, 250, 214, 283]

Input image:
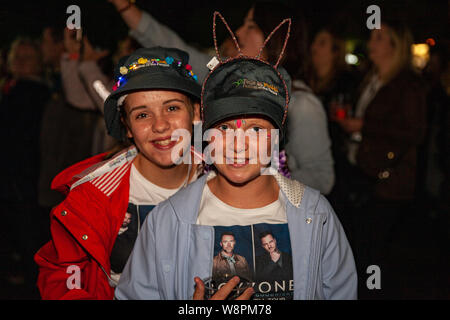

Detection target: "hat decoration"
[112, 55, 198, 91]
[201, 11, 291, 126]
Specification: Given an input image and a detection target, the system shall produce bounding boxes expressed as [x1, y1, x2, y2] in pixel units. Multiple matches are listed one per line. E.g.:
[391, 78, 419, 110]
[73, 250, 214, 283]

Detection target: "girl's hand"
[81, 36, 110, 61]
[108, 0, 130, 11]
[63, 28, 81, 55]
[193, 276, 254, 300]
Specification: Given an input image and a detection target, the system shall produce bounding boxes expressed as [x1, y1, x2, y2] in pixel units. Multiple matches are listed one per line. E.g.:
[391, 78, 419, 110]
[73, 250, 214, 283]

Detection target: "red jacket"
[34, 147, 137, 299]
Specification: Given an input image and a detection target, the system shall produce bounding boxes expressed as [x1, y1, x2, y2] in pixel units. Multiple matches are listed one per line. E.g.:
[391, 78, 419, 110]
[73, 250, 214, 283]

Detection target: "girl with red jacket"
[34, 47, 203, 299]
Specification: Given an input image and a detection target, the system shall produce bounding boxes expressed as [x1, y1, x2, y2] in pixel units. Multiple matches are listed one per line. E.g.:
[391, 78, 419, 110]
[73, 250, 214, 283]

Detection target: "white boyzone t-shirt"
[196, 183, 295, 300]
[196, 184, 287, 226]
[129, 163, 190, 205]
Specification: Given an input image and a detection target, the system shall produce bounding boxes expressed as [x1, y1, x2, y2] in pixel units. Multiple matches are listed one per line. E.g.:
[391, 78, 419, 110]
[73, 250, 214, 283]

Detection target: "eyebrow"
[127, 99, 188, 114]
[128, 105, 147, 114]
[162, 98, 187, 105]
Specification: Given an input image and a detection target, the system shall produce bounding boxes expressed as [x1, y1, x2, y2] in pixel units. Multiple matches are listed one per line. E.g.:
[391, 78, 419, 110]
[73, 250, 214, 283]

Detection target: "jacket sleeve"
[77, 61, 113, 114]
[115, 204, 161, 300]
[316, 195, 358, 299]
[129, 10, 211, 82]
[286, 93, 335, 194]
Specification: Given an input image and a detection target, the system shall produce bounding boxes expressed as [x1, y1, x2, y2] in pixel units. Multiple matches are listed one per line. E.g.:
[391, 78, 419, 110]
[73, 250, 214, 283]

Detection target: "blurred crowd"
[0, 0, 448, 299]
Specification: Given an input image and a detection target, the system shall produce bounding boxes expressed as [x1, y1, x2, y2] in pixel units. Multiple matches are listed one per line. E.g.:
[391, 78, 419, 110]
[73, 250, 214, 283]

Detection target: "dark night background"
[0, 0, 448, 52]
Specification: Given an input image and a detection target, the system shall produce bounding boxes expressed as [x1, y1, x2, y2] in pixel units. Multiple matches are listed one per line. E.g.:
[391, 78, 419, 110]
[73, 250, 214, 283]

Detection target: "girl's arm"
[111, 0, 211, 82]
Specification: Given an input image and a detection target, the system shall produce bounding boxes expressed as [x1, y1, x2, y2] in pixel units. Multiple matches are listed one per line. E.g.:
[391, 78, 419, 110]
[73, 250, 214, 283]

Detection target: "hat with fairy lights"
[104, 46, 201, 141]
[201, 12, 291, 142]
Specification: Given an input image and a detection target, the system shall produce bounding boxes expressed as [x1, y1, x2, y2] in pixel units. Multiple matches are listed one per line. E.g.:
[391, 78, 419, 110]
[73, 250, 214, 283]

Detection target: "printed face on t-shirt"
[122, 212, 132, 227]
[210, 223, 294, 300]
[261, 234, 277, 254]
[220, 234, 236, 255]
[123, 90, 200, 168]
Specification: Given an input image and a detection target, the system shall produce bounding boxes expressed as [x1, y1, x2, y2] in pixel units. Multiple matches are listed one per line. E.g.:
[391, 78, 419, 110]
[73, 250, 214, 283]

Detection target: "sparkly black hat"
[104, 46, 201, 141]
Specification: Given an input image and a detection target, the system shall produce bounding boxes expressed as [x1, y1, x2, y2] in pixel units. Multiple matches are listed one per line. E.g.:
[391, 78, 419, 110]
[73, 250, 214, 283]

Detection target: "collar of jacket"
[167, 170, 305, 225]
[69, 145, 204, 194]
[70, 146, 138, 191]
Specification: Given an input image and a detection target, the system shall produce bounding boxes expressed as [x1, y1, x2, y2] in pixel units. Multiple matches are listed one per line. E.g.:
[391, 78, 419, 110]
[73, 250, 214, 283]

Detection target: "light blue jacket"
[115, 173, 357, 300]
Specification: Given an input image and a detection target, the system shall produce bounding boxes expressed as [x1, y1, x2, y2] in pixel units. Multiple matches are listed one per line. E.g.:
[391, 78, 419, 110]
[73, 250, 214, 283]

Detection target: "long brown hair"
[253, 1, 309, 81]
[308, 27, 347, 93]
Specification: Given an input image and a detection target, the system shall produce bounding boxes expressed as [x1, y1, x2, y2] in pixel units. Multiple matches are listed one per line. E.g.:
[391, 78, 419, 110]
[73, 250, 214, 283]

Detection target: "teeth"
[154, 139, 172, 146]
[227, 158, 247, 163]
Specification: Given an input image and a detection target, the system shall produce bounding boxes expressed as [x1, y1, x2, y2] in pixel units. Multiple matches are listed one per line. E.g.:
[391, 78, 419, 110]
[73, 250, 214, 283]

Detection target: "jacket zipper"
[137, 205, 141, 234]
[306, 212, 325, 299]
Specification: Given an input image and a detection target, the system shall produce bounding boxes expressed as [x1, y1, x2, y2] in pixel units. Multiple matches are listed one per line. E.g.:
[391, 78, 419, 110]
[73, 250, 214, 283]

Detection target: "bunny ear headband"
[201, 11, 292, 129]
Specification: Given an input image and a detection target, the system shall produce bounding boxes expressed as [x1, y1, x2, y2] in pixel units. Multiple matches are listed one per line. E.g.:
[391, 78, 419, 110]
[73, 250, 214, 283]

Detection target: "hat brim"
[105, 70, 201, 141]
[203, 96, 285, 140]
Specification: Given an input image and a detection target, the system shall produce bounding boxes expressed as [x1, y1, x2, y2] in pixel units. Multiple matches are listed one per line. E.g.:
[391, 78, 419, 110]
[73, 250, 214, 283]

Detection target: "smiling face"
[123, 90, 199, 168]
[235, 7, 266, 58]
[210, 116, 275, 185]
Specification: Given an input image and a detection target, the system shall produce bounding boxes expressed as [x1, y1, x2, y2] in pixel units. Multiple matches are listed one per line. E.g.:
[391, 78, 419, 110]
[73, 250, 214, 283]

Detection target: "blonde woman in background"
[336, 20, 427, 299]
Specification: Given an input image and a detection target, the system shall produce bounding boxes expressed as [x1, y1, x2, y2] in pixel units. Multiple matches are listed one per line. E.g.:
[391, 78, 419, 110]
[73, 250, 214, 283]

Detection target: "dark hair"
[308, 26, 347, 93]
[44, 25, 64, 44]
[253, 1, 309, 81]
[259, 230, 274, 240]
[220, 231, 235, 241]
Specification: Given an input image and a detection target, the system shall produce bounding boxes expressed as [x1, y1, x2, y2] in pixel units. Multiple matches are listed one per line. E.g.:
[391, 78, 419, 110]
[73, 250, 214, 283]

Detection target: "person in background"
[114, 35, 142, 65]
[109, 0, 335, 195]
[309, 26, 360, 112]
[308, 26, 360, 237]
[335, 20, 427, 299]
[417, 45, 450, 295]
[416, 44, 449, 212]
[108, 0, 211, 81]
[38, 25, 99, 212]
[0, 37, 50, 297]
[245, 2, 335, 195]
[60, 27, 117, 156]
[40, 26, 65, 93]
